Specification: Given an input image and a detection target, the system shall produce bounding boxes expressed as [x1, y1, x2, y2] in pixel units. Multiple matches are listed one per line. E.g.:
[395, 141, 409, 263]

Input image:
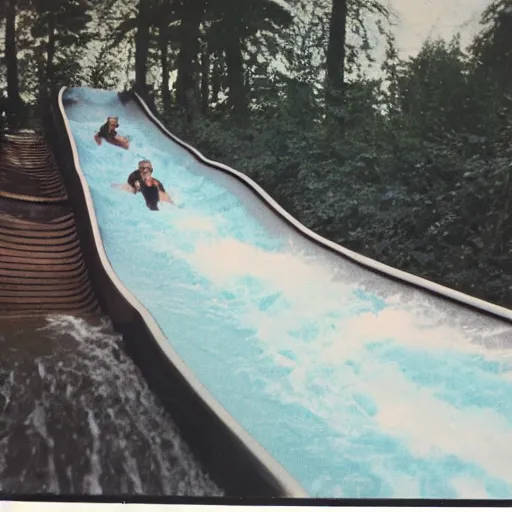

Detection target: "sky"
[387, 0, 490, 59]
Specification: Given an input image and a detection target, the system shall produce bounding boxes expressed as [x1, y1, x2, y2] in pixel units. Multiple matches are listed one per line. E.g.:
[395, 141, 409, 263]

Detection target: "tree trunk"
[224, 30, 247, 116]
[211, 54, 221, 104]
[200, 45, 210, 115]
[159, 27, 171, 108]
[5, 0, 24, 129]
[134, 0, 151, 96]
[175, 0, 205, 111]
[5, 0, 21, 105]
[326, 0, 348, 123]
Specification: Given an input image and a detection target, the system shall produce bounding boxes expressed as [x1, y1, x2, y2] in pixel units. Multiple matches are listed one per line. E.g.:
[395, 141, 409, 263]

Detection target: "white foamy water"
[0, 314, 222, 496]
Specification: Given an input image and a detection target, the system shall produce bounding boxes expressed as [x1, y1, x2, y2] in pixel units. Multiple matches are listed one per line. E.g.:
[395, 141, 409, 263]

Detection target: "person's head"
[138, 160, 154, 187]
[138, 159, 153, 176]
[106, 116, 119, 131]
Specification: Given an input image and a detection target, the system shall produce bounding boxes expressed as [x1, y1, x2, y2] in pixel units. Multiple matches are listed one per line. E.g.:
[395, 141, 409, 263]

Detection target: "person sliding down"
[94, 116, 130, 149]
[127, 159, 174, 210]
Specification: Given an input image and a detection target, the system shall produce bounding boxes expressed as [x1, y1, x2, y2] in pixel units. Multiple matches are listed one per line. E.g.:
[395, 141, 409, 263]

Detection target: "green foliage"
[471, 0, 512, 80]
[206, 0, 293, 38]
[30, 0, 93, 46]
[166, 5, 512, 308]
[88, 44, 122, 89]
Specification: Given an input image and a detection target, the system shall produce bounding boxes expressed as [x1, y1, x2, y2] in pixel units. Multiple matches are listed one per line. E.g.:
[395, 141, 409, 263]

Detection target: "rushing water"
[0, 315, 221, 495]
[61, 87, 512, 498]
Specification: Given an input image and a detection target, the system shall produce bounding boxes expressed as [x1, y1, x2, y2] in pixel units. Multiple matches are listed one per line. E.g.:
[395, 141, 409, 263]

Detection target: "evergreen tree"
[30, 0, 93, 96]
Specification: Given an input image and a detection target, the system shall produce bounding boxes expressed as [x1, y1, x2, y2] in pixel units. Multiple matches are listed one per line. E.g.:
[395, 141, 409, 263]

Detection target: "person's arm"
[94, 124, 105, 143]
[160, 191, 174, 204]
[155, 180, 174, 204]
[155, 179, 166, 193]
[111, 183, 135, 193]
[98, 123, 109, 138]
[127, 170, 141, 192]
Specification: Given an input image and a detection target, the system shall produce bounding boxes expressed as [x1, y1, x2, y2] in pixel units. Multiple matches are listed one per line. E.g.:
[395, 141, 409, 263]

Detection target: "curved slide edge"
[132, 91, 512, 324]
[47, 87, 308, 498]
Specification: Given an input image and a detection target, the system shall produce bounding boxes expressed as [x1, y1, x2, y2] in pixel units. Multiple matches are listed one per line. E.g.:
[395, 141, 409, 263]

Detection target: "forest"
[1, 0, 511, 309]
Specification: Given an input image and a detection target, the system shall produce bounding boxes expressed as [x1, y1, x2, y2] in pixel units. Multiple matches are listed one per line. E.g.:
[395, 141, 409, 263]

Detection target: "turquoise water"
[62, 87, 512, 498]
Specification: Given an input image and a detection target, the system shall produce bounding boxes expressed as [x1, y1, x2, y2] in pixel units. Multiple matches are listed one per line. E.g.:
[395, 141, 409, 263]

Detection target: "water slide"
[51, 86, 512, 500]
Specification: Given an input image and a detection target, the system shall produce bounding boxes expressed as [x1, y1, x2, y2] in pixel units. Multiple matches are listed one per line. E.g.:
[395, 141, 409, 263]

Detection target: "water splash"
[0, 315, 222, 496]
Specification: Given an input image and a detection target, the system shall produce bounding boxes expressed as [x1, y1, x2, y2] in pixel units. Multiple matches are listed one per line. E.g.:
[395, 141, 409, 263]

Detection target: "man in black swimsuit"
[127, 160, 173, 210]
